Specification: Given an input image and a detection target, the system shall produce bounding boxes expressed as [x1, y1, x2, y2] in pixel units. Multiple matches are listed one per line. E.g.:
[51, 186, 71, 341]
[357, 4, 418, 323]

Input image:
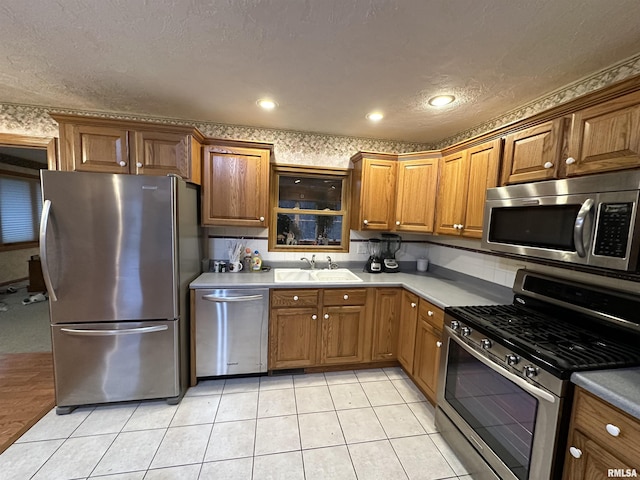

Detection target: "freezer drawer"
[52, 320, 179, 408]
[195, 288, 268, 377]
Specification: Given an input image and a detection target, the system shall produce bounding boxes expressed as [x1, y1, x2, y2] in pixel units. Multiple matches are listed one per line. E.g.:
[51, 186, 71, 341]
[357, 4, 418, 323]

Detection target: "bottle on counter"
[242, 247, 252, 273]
[251, 250, 263, 272]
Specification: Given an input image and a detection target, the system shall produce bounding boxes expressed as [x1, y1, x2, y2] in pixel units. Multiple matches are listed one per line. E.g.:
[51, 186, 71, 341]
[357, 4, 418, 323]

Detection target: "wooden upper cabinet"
[567, 90, 640, 177]
[51, 114, 203, 183]
[201, 143, 271, 227]
[501, 119, 565, 185]
[436, 139, 501, 237]
[395, 156, 439, 233]
[350, 153, 397, 231]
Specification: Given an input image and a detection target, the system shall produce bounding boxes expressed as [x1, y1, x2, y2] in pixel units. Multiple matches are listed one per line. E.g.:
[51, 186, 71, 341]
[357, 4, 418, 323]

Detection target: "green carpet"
[0, 282, 51, 354]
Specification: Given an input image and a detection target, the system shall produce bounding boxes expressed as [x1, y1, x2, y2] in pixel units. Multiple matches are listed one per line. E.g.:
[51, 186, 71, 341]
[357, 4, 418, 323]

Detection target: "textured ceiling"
[1, 0, 639, 143]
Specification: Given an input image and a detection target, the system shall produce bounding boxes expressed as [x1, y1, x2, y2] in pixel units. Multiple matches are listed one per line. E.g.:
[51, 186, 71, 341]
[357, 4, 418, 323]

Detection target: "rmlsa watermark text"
[608, 469, 638, 478]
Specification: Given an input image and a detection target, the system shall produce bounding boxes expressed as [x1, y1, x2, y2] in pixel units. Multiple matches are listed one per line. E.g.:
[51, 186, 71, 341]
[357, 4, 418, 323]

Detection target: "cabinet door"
[397, 290, 419, 374]
[371, 288, 401, 361]
[358, 158, 397, 230]
[562, 430, 635, 480]
[567, 90, 640, 177]
[133, 131, 191, 179]
[269, 307, 318, 369]
[321, 305, 367, 364]
[69, 124, 130, 174]
[413, 319, 441, 405]
[462, 139, 501, 238]
[501, 119, 564, 184]
[435, 151, 469, 235]
[395, 158, 439, 233]
[202, 146, 270, 227]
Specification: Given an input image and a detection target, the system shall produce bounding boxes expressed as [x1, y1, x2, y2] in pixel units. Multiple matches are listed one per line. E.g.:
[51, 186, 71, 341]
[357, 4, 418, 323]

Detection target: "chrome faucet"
[300, 254, 316, 269]
[326, 256, 339, 269]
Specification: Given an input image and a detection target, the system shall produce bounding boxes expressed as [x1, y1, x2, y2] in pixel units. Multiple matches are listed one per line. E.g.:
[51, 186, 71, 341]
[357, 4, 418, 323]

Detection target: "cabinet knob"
[458, 224, 464, 230]
[343, 294, 349, 300]
[119, 161, 127, 167]
[428, 310, 434, 316]
[569, 446, 582, 459]
[311, 314, 317, 320]
[259, 216, 265, 222]
[411, 302, 417, 308]
[293, 295, 299, 301]
[136, 162, 143, 168]
[436, 341, 442, 348]
[363, 219, 369, 225]
[566, 157, 576, 165]
[395, 221, 400, 226]
[606, 423, 621, 437]
[544, 161, 554, 169]
[324, 313, 330, 319]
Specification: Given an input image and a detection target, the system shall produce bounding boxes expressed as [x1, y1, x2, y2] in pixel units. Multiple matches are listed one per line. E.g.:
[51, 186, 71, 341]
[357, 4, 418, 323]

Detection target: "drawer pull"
[411, 302, 417, 308]
[136, 162, 143, 168]
[566, 157, 576, 165]
[436, 341, 442, 348]
[606, 423, 621, 437]
[343, 294, 349, 300]
[396, 220, 400, 226]
[311, 314, 317, 320]
[119, 161, 127, 167]
[544, 161, 554, 169]
[293, 295, 299, 301]
[569, 446, 582, 459]
[428, 310, 434, 316]
[324, 313, 330, 319]
[259, 216, 265, 222]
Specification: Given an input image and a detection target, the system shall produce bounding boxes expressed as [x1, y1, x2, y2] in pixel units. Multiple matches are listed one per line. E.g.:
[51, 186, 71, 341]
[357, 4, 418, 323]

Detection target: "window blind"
[0, 174, 42, 245]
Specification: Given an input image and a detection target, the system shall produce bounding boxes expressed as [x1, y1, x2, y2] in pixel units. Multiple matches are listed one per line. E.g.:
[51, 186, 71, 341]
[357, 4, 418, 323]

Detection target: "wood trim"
[49, 113, 204, 137]
[200, 137, 275, 154]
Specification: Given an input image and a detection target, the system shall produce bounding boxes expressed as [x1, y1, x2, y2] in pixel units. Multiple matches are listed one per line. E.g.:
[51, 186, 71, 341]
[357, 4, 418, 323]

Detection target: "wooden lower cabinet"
[411, 299, 444, 405]
[321, 305, 367, 364]
[269, 307, 318, 369]
[397, 290, 419, 373]
[371, 288, 402, 361]
[563, 387, 640, 479]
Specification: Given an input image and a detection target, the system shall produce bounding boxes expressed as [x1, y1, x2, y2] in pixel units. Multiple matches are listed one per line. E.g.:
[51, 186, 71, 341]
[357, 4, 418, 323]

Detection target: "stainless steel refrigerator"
[39, 171, 201, 414]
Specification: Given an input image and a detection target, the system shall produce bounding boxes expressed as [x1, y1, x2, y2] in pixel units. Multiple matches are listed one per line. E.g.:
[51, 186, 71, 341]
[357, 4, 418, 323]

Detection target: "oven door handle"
[447, 330, 556, 404]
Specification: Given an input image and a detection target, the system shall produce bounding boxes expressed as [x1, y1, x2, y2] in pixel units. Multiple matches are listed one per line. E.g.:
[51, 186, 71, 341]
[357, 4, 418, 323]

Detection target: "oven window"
[445, 342, 537, 480]
[489, 205, 581, 251]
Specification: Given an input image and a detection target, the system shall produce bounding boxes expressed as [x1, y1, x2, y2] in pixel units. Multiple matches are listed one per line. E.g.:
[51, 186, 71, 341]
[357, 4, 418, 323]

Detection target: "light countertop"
[190, 265, 513, 309]
[571, 368, 640, 420]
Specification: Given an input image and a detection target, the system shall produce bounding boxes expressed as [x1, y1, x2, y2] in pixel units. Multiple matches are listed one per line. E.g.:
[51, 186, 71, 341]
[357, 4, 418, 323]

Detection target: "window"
[0, 171, 42, 248]
[269, 165, 351, 252]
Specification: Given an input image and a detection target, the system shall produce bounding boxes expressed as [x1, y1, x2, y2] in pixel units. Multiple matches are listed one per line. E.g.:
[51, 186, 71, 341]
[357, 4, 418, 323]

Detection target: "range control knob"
[480, 339, 492, 349]
[450, 321, 460, 331]
[505, 354, 520, 366]
[523, 365, 538, 378]
[461, 326, 472, 337]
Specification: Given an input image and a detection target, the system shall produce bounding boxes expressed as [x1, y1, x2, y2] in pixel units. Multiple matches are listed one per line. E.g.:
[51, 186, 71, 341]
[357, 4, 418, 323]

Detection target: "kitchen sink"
[273, 268, 363, 283]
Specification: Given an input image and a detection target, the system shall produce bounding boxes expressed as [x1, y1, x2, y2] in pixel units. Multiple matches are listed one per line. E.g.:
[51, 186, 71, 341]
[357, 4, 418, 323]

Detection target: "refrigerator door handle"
[60, 325, 169, 336]
[202, 294, 264, 302]
[39, 199, 58, 301]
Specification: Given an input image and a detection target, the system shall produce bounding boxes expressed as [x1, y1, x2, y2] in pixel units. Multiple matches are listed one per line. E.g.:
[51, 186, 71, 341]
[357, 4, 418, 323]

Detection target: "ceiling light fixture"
[366, 112, 384, 122]
[428, 95, 455, 107]
[257, 99, 277, 110]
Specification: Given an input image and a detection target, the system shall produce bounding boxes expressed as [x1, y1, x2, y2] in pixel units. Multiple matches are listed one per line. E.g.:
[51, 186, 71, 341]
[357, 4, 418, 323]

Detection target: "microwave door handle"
[446, 328, 556, 404]
[574, 198, 594, 258]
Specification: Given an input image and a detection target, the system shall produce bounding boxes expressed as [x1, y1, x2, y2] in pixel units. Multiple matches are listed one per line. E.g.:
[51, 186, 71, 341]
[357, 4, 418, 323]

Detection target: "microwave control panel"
[594, 203, 633, 258]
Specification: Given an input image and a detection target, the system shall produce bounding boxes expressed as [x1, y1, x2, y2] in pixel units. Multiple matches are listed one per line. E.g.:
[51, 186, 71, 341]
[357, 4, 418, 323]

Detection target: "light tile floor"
[1, 367, 472, 480]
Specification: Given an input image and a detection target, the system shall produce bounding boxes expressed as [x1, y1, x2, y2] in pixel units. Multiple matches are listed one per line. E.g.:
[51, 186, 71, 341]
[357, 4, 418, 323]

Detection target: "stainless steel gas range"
[435, 269, 640, 480]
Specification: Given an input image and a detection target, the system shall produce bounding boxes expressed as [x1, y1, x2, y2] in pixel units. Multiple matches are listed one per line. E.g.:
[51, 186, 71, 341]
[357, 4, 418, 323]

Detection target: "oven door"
[436, 328, 563, 480]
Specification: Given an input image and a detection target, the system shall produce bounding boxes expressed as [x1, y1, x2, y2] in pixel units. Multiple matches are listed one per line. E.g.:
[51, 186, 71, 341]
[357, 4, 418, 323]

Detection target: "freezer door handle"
[202, 294, 264, 302]
[60, 325, 169, 336]
[39, 199, 58, 301]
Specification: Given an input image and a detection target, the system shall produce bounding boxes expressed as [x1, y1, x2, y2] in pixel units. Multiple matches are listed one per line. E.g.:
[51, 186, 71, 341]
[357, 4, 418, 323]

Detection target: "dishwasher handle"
[202, 294, 264, 303]
[60, 325, 168, 336]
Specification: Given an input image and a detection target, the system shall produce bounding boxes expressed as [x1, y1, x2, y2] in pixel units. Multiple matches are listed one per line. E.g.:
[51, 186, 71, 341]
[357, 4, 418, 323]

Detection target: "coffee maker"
[381, 233, 402, 272]
[364, 238, 382, 273]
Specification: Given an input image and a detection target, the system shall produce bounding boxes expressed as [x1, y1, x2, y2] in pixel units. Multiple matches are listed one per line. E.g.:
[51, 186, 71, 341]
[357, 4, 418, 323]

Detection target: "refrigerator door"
[40, 171, 178, 323]
[52, 320, 179, 408]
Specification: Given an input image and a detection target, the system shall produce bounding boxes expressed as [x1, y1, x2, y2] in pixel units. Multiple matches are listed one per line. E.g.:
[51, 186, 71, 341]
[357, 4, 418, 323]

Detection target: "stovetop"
[446, 302, 640, 378]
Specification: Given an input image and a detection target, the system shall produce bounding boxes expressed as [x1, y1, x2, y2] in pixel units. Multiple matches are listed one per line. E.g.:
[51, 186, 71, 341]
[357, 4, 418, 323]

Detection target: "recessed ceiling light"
[428, 95, 455, 107]
[366, 112, 384, 121]
[257, 99, 277, 110]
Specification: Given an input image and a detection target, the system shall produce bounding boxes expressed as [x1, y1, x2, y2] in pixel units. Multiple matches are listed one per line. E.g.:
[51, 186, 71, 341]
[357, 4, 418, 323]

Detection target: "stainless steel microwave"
[481, 171, 640, 271]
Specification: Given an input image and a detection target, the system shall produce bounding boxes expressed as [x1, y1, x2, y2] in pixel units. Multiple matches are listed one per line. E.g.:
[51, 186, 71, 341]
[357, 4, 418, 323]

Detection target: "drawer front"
[323, 288, 367, 306]
[271, 289, 319, 307]
[573, 388, 640, 465]
[418, 298, 444, 330]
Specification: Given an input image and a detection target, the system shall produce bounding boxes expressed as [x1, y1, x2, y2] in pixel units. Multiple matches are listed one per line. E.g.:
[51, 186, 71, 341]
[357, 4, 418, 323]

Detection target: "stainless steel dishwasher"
[195, 288, 269, 377]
